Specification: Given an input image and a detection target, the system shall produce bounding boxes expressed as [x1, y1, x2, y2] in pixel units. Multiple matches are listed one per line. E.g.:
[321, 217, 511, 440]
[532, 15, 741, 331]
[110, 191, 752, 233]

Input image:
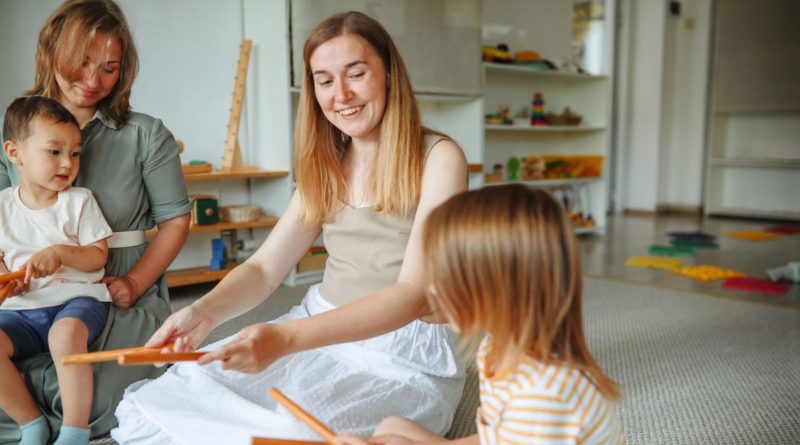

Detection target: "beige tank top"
[318, 135, 447, 307]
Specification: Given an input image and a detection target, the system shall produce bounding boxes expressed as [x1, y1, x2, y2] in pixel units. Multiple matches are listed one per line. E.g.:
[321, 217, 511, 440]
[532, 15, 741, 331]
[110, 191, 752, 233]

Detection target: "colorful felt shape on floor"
[765, 225, 800, 235]
[728, 231, 783, 241]
[626, 256, 682, 270]
[672, 265, 746, 281]
[649, 245, 696, 257]
[670, 239, 719, 249]
[667, 230, 716, 242]
[722, 277, 790, 296]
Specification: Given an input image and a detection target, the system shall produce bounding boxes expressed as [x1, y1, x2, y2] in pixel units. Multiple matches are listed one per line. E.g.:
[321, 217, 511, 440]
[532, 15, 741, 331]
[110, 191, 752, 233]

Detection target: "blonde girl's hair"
[422, 184, 620, 400]
[295, 11, 426, 225]
[26, 0, 138, 126]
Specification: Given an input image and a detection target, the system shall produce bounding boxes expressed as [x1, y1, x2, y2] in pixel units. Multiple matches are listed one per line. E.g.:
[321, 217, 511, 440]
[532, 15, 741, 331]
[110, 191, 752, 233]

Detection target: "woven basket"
[220, 205, 263, 223]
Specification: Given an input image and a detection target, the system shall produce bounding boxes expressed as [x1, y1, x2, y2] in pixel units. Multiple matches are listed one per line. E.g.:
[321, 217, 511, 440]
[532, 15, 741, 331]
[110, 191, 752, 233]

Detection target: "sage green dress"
[0, 110, 191, 442]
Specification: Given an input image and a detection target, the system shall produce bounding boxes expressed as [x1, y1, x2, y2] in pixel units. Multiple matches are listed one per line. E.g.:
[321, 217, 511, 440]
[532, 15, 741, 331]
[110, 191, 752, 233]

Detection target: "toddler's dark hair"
[3, 96, 79, 143]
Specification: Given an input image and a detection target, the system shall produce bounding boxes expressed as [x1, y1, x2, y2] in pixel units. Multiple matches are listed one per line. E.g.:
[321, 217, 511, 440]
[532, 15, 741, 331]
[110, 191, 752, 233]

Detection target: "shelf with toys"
[162, 166, 289, 288]
[481, 60, 611, 234]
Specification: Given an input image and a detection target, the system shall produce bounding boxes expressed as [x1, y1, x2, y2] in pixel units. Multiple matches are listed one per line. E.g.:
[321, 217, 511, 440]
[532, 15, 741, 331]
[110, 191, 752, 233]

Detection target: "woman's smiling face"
[309, 34, 388, 143]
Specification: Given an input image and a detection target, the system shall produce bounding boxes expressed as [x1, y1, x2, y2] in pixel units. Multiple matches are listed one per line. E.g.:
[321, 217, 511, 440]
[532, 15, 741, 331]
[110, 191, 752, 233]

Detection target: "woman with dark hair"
[113, 10, 468, 445]
[0, 0, 191, 442]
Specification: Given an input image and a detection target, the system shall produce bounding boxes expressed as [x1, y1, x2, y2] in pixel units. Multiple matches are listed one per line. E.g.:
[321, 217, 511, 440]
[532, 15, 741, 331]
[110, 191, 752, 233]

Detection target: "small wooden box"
[191, 196, 220, 225]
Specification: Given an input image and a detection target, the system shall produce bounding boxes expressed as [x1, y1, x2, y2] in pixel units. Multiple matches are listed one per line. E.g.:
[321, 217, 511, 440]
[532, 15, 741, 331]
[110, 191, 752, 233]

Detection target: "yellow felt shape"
[672, 265, 746, 281]
[625, 256, 682, 270]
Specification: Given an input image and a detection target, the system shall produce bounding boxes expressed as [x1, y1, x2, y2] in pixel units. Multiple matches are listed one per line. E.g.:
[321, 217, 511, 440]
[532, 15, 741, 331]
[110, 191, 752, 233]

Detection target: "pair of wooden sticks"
[0, 270, 25, 306]
[251, 388, 334, 445]
[62, 343, 204, 366]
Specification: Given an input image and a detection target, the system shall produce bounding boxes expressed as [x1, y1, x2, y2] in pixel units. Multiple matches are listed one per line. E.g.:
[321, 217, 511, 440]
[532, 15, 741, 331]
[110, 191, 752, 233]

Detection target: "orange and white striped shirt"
[476, 336, 625, 445]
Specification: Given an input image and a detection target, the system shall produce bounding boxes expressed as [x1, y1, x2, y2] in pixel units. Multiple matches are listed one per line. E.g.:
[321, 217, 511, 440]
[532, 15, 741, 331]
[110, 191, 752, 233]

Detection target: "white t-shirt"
[0, 186, 113, 310]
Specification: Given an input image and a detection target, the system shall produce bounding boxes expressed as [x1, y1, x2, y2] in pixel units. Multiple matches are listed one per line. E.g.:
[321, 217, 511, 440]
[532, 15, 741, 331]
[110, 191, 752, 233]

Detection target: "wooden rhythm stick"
[62, 343, 176, 365]
[251, 439, 325, 445]
[0, 283, 14, 306]
[0, 270, 24, 285]
[268, 388, 336, 443]
[118, 351, 205, 365]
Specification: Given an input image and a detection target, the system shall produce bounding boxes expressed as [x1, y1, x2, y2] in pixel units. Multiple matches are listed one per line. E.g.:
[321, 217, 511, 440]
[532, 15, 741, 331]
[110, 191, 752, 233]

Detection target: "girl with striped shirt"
[336, 184, 625, 445]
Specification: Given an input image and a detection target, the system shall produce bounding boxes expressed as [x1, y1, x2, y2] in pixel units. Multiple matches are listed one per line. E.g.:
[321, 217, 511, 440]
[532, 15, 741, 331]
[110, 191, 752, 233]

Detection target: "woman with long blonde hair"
[0, 0, 191, 443]
[113, 11, 469, 444]
[337, 184, 624, 445]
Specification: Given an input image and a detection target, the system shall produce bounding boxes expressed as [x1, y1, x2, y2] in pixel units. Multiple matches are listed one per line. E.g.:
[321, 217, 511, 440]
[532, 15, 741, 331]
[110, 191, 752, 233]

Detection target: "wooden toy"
[191, 195, 220, 225]
[507, 157, 521, 180]
[484, 163, 503, 183]
[625, 256, 682, 270]
[522, 156, 545, 180]
[531, 92, 546, 126]
[267, 388, 336, 443]
[722, 277, 790, 296]
[63, 343, 174, 365]
[727, 231, 783, 241]
[118, 351, 204, 365]
[671, 265, 746, 281]
[222, 40, 258, 173]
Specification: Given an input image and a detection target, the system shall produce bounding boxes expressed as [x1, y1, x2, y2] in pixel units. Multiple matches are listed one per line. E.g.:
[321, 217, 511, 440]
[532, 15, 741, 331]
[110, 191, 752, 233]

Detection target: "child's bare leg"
[48, 318, 91, 428]
[0, 330, 41, 423]
[374, 416, 443, 441]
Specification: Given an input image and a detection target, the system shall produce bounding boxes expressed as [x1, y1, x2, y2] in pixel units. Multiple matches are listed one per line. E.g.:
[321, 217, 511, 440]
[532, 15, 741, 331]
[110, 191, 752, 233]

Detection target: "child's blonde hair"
[423, 184, 620, 399]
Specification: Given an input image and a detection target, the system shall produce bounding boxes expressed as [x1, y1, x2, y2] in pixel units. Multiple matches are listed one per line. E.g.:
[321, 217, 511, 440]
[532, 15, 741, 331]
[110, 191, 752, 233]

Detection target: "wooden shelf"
[484, 177, 602, 187]
[709, 158, 800, 169]
[484, 124, 605, 132]
[183, 169, 289, 182]
[148, 216, 279, 237]
[483, 62, 607, 80]
[468, 163, 483, 173]
[165, 263, 239, 287]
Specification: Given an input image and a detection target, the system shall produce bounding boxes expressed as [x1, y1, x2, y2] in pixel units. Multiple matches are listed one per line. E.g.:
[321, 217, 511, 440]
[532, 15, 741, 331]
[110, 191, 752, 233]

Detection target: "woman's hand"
[101, 275, 141, 308]
[197, 322, 293, 373]
[146, 304, 215, 352]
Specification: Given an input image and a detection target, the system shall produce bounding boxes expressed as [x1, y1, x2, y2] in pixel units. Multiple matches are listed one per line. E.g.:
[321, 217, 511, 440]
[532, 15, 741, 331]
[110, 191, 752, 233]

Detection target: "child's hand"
[23, 247, 62, 282]
[5, 279, 28, 297]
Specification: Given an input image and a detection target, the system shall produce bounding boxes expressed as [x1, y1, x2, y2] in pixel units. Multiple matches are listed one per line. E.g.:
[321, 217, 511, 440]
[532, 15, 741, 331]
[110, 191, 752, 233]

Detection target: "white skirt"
[111, 285, 466, 444]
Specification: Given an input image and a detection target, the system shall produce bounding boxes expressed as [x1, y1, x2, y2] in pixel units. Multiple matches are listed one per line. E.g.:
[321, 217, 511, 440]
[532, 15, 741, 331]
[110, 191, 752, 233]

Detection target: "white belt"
[107, 230, 145, 249]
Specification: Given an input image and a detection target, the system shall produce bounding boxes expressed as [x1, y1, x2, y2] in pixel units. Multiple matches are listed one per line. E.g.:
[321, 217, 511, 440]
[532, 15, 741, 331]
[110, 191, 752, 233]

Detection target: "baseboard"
[623, 205, 702, 217]
[655, 204, 703, 216]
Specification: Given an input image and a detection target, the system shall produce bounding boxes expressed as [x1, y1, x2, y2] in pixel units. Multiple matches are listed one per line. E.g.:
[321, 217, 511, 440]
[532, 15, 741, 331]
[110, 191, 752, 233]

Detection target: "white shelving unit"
[703, 0, 800, 220]
[481, 62, 611, 234]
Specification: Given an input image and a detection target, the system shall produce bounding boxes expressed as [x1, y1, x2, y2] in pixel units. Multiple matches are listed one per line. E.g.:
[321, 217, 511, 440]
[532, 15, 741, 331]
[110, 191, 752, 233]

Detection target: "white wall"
[658, 0, 712, 209]
[481, 0, 573, 61]
[615, 0, 712, 212]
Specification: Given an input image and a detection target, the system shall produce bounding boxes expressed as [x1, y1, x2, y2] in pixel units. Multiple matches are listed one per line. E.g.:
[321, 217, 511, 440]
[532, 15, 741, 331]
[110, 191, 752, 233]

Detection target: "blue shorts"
[0, 297, 109, 360]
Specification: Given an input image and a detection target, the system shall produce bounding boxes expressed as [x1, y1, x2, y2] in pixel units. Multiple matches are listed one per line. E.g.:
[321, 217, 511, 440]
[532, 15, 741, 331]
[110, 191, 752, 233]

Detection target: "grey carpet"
[92, 278, 800, 444]
[583, 277, 800, 445]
